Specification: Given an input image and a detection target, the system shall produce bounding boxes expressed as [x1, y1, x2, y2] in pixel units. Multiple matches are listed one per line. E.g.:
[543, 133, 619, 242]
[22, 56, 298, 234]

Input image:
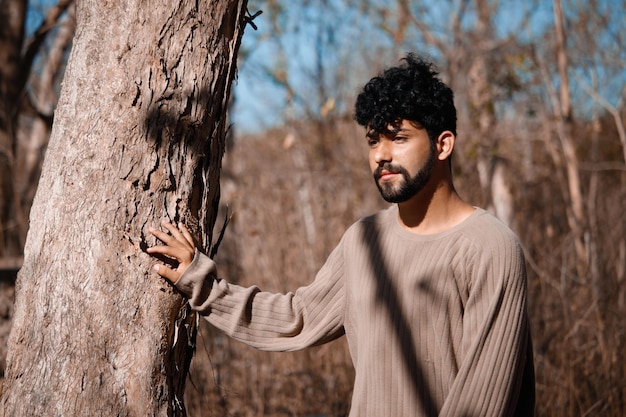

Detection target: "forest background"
[0, 0, 625, 416]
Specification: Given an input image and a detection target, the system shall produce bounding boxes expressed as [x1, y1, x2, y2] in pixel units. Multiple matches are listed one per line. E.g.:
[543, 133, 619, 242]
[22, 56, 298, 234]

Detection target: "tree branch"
[18, 0, 74, 93]
[573, 72, 626, 163]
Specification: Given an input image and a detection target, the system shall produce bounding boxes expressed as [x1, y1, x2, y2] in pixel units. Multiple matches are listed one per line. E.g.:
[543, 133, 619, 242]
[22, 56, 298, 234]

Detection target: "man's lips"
[376, 170, 399, 181]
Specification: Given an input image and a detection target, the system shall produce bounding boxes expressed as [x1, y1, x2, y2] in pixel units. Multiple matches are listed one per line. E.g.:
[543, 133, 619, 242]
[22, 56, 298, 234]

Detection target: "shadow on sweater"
[361, 222, 439, 416]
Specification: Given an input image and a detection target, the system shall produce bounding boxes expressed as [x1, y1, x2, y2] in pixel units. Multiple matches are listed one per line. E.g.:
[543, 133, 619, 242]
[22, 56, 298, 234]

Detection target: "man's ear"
[436, 131, 455, 161]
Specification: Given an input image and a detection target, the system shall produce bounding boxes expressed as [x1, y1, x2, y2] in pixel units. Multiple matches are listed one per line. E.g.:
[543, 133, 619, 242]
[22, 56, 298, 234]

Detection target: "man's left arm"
[439, 234, 534, 417]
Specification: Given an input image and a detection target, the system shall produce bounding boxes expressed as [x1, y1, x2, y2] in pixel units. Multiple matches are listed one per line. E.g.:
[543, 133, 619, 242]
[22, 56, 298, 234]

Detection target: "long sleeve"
[341, 206, 534, 417]
[437, 225, 534, 416]
[174, 245, 346, 351]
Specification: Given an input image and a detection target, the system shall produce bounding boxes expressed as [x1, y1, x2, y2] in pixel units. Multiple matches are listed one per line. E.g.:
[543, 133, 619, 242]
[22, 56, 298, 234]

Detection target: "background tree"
[1, 0, 247, 416]
[0, 0, 75, 259]
[0, 0, 28, 258]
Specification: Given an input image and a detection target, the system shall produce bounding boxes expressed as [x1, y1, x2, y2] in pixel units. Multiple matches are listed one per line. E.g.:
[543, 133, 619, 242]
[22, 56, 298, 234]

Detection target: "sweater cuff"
[175, 249, 218, 302]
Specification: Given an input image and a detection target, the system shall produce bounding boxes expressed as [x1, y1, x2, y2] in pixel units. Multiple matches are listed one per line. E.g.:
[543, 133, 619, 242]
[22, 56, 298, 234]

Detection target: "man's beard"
[373, 148, 435, 203]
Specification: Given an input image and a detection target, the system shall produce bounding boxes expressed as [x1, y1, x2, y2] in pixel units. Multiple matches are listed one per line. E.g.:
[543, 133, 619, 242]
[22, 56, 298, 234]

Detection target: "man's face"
[368, 120, 436, 203]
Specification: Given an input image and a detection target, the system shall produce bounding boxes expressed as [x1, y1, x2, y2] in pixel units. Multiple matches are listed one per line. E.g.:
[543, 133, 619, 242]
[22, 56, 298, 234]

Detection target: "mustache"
[373, 163, 406, 180]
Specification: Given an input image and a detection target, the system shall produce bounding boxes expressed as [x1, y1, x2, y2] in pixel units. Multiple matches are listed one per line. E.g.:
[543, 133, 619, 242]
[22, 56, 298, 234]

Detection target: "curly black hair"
[354, 53, 457, 141]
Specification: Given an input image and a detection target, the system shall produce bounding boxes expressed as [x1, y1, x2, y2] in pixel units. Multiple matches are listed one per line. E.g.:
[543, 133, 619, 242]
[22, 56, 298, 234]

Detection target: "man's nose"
[374, 140, 392, 164]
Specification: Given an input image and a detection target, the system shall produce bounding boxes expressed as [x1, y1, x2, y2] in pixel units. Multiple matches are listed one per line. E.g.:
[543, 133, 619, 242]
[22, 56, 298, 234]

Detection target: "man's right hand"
[147, 221, 196, 284]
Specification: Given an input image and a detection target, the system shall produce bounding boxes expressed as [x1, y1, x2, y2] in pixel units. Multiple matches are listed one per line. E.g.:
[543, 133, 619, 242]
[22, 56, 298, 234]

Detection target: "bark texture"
[1, 0, 247, 415]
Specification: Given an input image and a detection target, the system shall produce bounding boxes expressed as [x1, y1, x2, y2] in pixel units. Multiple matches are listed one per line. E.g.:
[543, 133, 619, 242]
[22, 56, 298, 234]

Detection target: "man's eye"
[367, 139, 378, 146]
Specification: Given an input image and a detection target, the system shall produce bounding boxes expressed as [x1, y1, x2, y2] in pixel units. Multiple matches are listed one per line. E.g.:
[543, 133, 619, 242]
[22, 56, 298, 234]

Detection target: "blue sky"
[230, 0, 625, 133]
[24, 0, 625, 134]
[229, 0, 556, 133]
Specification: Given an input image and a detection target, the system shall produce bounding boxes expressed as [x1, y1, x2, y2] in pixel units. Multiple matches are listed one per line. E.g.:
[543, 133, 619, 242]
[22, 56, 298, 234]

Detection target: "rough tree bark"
[1, 0, 247, 415]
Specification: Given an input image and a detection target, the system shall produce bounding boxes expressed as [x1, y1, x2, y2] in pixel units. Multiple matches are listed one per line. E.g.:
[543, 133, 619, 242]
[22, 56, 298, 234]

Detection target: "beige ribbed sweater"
[176, 206, 535, 416]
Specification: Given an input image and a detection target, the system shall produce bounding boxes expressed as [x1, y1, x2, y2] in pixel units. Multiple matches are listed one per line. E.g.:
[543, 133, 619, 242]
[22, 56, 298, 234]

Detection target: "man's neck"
[396, 180, 475, 235]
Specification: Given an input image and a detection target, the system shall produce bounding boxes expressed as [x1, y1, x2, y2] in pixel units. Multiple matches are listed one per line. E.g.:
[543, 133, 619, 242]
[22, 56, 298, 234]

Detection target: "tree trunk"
[465, 0, 516, 224]
[17, 3, 77, 255]
[552, 0, 588, 272]
[1, 0, 247, 415]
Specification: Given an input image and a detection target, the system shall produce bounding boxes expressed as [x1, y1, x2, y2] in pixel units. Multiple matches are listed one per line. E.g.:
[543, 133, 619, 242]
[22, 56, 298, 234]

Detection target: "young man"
[148, 54, 535, 416]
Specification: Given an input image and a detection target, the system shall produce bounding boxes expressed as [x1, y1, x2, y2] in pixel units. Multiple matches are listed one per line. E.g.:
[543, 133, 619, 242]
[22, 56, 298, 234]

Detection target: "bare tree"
[0, 0, 76, 258]
[550, 0, 587, 272]
[1, 0, 247, 415]
[0, 0, 28, 257]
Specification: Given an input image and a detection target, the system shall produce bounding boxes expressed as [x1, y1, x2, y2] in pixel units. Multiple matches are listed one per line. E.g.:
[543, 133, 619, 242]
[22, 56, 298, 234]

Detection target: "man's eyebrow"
[366, 130, 379, 139]
[366, 126, 402, 139]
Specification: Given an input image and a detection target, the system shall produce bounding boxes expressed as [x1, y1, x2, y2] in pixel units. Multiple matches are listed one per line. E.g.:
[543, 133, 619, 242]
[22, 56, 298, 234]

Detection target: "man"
[148, 54, 535, 416]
